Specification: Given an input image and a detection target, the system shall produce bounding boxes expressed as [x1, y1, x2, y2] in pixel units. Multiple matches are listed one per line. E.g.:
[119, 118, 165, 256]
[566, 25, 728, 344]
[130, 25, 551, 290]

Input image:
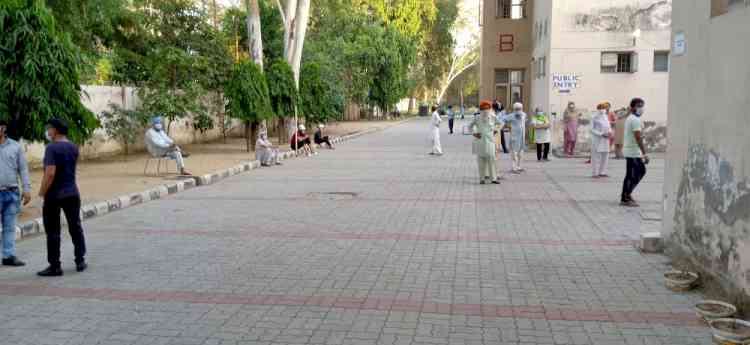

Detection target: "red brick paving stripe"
[132, 229, 635, 247]
[0, 283, 701, 327]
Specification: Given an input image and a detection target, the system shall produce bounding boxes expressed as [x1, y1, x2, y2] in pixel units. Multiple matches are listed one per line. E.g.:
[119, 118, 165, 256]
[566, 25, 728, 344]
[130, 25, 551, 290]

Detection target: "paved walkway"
[0, 119, 709, 345]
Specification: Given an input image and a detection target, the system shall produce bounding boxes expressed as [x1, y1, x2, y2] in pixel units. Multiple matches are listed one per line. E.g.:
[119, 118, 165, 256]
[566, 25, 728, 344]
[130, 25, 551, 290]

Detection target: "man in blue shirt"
[0, 120, 32, 267]
[37, 118, 87, 276]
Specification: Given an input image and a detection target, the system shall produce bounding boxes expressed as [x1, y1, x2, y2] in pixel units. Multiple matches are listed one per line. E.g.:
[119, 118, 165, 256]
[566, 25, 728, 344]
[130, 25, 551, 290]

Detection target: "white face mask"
[635, 107, 644, 116]
[154, 123, 163, 131]
[45, 131, 53, 142]
[600, 110, 607, 115]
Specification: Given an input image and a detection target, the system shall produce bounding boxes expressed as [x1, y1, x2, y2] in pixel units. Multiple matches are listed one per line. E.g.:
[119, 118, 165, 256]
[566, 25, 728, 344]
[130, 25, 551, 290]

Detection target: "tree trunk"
[250, 121, 259, 152]
[244, 121, 251, 152]
[408, 96, 415, 115]
[277, 117, 286, 145]
[246, 0, 264, 69]
[290, 0, 310, 86]
[283, 0, 298, 61]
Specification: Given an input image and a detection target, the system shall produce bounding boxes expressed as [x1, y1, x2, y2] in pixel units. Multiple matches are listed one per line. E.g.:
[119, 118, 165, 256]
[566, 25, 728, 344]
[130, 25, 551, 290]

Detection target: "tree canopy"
[0, 0, 99, 143]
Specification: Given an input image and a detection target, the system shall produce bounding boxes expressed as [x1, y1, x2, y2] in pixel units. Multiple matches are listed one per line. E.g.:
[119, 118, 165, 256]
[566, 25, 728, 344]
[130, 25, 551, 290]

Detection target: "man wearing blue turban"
[144, 117, 191, 175]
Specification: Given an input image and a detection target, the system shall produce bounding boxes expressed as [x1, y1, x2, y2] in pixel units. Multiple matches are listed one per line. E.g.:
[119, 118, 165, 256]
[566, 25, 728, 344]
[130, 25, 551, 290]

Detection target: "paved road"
[0, 119, 709, 345]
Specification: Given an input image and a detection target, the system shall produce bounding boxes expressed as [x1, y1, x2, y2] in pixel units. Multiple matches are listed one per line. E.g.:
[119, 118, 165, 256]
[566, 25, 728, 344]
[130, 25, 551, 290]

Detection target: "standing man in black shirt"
[37, 118, 87, 276]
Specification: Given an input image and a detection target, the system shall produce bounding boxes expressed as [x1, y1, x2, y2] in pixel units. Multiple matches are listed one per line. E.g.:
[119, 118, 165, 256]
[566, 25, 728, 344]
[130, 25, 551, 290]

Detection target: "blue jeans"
[0, 190, 20, 258]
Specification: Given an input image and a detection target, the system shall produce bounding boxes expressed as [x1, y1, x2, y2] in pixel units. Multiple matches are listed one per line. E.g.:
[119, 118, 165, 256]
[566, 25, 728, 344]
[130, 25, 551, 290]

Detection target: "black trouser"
[448, 119, 454, 134]
[43, 195, 86, 267]
[500, 131, 508, 153]
[621, 158, 647, 201]
[536, 143, 550, 160]
[291, 138, 311, 151]
[315, 136, 332, 147]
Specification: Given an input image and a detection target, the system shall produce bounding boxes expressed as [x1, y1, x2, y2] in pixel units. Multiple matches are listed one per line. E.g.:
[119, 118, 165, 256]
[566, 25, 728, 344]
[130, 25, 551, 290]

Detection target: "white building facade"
[481, 0, 672, 150]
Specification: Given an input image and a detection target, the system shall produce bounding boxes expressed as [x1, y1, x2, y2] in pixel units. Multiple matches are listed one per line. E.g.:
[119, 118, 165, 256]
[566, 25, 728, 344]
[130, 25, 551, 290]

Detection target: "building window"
[497, 0, 526, 19]
[536, 57, 546, 79]
[712, 0, 749, 17]
[653, 51, 669, 72]
[601, 52, 639, 73]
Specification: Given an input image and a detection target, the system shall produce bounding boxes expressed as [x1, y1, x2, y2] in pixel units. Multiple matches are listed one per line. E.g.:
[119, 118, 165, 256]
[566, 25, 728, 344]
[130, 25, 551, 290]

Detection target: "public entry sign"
[552, 74, 580, 92]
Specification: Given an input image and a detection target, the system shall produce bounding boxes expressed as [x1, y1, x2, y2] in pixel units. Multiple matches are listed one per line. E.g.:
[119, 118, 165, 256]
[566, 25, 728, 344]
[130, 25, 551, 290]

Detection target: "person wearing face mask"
[590, 103, 612, 178]
[531, 108, 551, 162]
[470, 101, 501, 185]
[428, 105, 443, 156]
[256, 127, 282, 167]
[37, 118, 87, 276]
[0, 120, 32, 267]
[145, 117, 192, 175]
[498, 103, 527, 173]
[562, 102, 582, 157]
[620, 98, 649, 207]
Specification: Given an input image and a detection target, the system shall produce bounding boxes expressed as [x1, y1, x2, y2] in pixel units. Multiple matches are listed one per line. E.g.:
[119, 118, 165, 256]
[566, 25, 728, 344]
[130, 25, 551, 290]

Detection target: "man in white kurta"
[471, 101, 500, 184]
[429, 106, 443, 155]
[256, 130, 281, 167]
[591, 103, 613, 177]
[497, 103, 527, 173]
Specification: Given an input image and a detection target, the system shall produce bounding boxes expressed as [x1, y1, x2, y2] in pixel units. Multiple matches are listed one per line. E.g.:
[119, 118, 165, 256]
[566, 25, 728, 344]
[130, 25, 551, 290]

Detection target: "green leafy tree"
[0, 0, 99, 143]
[221, 1, 284, 66]
[266, 60, 298, 142]
[112, 0, 232, 134]
[368, 26, 416, 113]
[100, 103, 149, 155]
[299, 62, 338, 124]
[225, 60, 272, 152]
[45, 0, 129, 84]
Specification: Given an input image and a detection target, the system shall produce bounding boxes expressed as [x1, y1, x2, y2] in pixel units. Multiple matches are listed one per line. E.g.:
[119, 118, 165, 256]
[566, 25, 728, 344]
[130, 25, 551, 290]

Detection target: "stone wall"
[663, 1, 750, 298]
[23, 85, 240, 167]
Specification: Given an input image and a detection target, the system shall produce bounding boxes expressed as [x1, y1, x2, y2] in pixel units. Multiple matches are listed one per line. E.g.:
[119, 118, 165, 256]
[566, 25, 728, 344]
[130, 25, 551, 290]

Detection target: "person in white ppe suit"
[256, 127, 282, 167]
[497, 103, 527, 173]
[145, 116, 191, 175]
[471, 101, 501, 184]
[590, 103, 613, 178]
[429, 105, 443, 155]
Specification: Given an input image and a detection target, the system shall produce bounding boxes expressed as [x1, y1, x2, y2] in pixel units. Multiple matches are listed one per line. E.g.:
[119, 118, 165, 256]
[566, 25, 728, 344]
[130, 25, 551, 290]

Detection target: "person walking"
[562, 102, 581, 156]
[447, 105, 455, 135]
[492, 100, 509, 154]
[38, 118, 87, 276]
[498, 103, 527, 173]
[531, 109, 551, 162]
[470, 101, 501, 185]
[0, 120, 32, 267]
[620, 98, 650, 207]
[429, 106, 443, 156]
[591, 103, 612, 178]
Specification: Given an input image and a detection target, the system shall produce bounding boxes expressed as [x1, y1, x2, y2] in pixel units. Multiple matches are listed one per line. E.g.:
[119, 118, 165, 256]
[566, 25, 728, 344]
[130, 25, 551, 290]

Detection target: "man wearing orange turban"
[470, 101, 501, 184]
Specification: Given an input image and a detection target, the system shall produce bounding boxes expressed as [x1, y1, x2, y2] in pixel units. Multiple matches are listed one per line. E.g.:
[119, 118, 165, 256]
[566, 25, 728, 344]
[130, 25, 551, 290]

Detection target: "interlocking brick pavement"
[0, 118, 710, 344]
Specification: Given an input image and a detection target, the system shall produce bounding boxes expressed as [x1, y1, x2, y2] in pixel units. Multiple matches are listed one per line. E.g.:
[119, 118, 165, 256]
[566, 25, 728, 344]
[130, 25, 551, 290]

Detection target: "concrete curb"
[14, 119, 408, 240]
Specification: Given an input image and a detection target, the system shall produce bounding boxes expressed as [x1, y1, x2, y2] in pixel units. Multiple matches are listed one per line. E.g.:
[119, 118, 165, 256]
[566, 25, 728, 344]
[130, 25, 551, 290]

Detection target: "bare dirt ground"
[19, 120, 402, 223]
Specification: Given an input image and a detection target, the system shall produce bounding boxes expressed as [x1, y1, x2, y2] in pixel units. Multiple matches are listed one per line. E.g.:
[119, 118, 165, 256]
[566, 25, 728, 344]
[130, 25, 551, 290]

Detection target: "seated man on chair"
[145, 116, 192, 175]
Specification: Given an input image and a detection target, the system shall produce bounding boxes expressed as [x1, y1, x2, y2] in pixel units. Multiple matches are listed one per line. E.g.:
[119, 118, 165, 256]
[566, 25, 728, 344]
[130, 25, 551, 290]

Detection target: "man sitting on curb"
[290, 125, 316, 157]
[314, 124, 334, 150]
[256, 129, 282, 167]
[145, 116, 192, 176]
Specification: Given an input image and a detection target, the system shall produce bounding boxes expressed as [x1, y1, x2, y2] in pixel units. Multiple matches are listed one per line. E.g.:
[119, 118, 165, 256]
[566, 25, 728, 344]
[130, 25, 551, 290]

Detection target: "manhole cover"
[307, 192, 358, 200]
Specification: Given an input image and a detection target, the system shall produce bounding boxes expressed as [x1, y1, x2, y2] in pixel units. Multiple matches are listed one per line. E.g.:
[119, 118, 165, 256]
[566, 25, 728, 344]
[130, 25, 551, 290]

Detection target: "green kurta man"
[471, 101, 501, 185]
